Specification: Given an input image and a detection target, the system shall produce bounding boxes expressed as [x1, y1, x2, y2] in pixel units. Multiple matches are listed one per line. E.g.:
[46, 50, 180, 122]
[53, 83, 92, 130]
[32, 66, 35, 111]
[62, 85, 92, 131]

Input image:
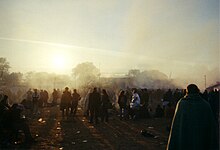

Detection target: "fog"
[0, 0, 219, 90]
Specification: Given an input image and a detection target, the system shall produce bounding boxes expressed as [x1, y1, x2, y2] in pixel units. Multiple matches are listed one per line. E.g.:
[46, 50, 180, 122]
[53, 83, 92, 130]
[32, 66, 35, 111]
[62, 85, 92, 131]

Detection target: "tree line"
[0, 57, 177, 90]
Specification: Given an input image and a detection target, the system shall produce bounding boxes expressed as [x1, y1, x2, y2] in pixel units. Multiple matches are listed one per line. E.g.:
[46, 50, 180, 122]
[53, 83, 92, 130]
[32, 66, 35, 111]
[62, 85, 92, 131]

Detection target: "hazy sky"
[0, 0, 219, 88]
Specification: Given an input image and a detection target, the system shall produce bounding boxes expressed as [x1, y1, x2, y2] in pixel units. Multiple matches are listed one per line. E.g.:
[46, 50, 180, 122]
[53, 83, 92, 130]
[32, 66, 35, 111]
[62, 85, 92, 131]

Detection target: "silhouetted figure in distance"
[100, 89, 110, 122]
[88, 87, 101, 124]
[71, 89, 81, 116]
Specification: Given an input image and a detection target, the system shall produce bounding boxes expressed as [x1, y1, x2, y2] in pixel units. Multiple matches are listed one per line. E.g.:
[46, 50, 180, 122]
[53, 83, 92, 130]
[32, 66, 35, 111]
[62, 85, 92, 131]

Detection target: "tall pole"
[75, 74, 77, 89]
[99, 63, 101, 87]
[169, 72, 172, 80]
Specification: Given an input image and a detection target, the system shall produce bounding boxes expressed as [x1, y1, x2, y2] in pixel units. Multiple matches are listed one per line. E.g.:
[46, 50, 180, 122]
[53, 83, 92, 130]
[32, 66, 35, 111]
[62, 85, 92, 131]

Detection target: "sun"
[52, 55, 66, 68]
[49, 52, 72, 73]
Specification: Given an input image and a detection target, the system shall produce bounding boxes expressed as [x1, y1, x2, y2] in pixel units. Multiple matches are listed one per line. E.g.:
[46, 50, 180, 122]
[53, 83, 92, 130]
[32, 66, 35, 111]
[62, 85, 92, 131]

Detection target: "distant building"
[206, 82, 220, 91]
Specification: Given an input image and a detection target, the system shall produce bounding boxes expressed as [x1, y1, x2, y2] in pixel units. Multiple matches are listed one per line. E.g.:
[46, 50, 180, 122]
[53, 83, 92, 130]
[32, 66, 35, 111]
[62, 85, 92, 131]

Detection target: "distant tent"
[206, 82, 220, 91]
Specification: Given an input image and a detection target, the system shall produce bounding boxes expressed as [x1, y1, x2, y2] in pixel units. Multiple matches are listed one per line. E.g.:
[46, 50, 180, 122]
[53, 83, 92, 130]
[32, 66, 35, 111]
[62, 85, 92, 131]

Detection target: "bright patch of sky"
[0, 0, 219, 88]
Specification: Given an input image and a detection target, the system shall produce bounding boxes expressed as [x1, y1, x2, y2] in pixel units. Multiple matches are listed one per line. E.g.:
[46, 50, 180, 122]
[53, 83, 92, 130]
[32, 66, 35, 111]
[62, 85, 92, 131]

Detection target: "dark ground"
[5, 106, 170, 150]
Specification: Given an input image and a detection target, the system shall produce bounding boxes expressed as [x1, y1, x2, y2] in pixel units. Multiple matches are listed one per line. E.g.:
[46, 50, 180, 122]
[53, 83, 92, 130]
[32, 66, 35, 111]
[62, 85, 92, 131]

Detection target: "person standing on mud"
[43, 90, 49, 107]
[32, 89, 40, 115]
[60, 87, 72, 118]
[71, 89, 81, 116]
[118, 90, 127, 120]
[167, 84, 218, 150]
[100, 89, 110, 122]
[129, 88, 141, 120]
[88, 87, 101, 124]
[52, 89, 58, 106]
[39, 90, 44, 108]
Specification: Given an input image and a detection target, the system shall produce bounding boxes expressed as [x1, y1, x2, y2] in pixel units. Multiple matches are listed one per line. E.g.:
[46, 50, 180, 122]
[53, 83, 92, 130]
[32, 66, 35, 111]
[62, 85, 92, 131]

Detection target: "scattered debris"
[141, 130, 155, 138]
[154, 136, 159, 139]
[38, 118, 43, 122]
[148, 126, 154, 129]
[71, 142, 76, 145]
[82, 140, 87, 143]
[88, 126, 94, 129]
[57, 127, 61, 130]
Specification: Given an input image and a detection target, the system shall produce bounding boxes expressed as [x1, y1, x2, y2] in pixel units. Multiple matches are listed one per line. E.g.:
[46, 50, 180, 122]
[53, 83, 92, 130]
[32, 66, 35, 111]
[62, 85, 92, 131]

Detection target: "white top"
[130, 93, 140, 108]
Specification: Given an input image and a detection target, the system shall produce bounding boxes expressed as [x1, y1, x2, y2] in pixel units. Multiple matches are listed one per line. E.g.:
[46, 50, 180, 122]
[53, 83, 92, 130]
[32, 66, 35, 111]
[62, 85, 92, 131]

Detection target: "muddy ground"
[6, 106, 171, 150]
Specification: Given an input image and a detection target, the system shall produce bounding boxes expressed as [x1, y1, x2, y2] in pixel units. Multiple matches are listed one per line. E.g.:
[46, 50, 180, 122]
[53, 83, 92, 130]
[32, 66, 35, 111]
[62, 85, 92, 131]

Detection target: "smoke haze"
[0, 0, 219, 90]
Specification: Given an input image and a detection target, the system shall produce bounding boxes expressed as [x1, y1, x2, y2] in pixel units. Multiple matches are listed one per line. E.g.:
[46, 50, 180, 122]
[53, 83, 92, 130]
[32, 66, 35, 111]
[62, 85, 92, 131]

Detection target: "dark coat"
[101, 94, 110, 109]
[118, 95, 127, 108]
[72, 92, 81, 106]
[60, 91, 72, 109]
[167, 94, 217, 150]
[89, 91, 101, 109]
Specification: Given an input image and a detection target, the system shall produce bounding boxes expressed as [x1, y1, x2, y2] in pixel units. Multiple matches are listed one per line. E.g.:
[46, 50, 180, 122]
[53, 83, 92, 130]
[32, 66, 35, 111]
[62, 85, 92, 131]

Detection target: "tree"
[0, 57, 10, 80]
[5, 72, 23, 86]
[24, 72, 71, 89]
[127, 69, 141, 77]
[72, 62, 100, 88]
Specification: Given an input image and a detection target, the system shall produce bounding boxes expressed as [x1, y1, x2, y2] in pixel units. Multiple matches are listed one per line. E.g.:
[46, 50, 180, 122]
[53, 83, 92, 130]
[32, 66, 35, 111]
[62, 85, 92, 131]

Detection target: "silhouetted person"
[88, 87, 101, 124]
[167, 84, 218, 150]
[71, 89, 81, 116]
[60, 87, 72, 118]
[173, 89, 182, 105]
[100, 89, 110, 122]
[163, 89, 173, 109]
[39, 90, 44, 108]
[26, 89, 33, 102]
[32, 89, 40, 115]
[202, 90, 209, 101]
[0, 95, 10, 124]
[7, 104, 35, 143]
[43, 90, 49, 107]
[140, 88, 150, 118]
[154, 104, 164, 118]
[0, 96, 35, 144]
[118, 90, 127, 120]
[208, 89, 219, 122]
[52, 89, 58, 105]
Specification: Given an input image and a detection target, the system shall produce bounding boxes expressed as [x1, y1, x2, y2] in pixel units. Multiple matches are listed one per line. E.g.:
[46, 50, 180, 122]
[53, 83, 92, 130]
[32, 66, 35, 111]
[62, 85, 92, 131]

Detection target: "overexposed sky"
[0, 0, 219, 87]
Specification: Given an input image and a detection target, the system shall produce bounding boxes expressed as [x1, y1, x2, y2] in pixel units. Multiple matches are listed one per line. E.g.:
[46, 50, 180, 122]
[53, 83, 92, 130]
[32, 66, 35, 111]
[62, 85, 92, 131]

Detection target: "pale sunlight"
[50, 54, 69, 73]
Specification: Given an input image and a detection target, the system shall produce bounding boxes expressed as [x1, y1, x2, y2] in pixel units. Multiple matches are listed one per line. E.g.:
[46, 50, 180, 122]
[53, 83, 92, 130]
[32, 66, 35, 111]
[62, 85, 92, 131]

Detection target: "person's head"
[186, 84, 200, 94]
[73, 89, 77, 93]
[93, 87, 97, 92]
[102, 89, 107, 95]
[119, 90, 125, 96]
[34, 89, 37, 92]
[65, 87, 69, 91]
[132, 88, 137, 94]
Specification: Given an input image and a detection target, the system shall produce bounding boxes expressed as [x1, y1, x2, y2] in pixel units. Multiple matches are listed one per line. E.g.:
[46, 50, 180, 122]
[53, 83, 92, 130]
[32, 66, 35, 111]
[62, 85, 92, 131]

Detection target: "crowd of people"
[0, 84, 219, 149]
[0, 95, 35, 147]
